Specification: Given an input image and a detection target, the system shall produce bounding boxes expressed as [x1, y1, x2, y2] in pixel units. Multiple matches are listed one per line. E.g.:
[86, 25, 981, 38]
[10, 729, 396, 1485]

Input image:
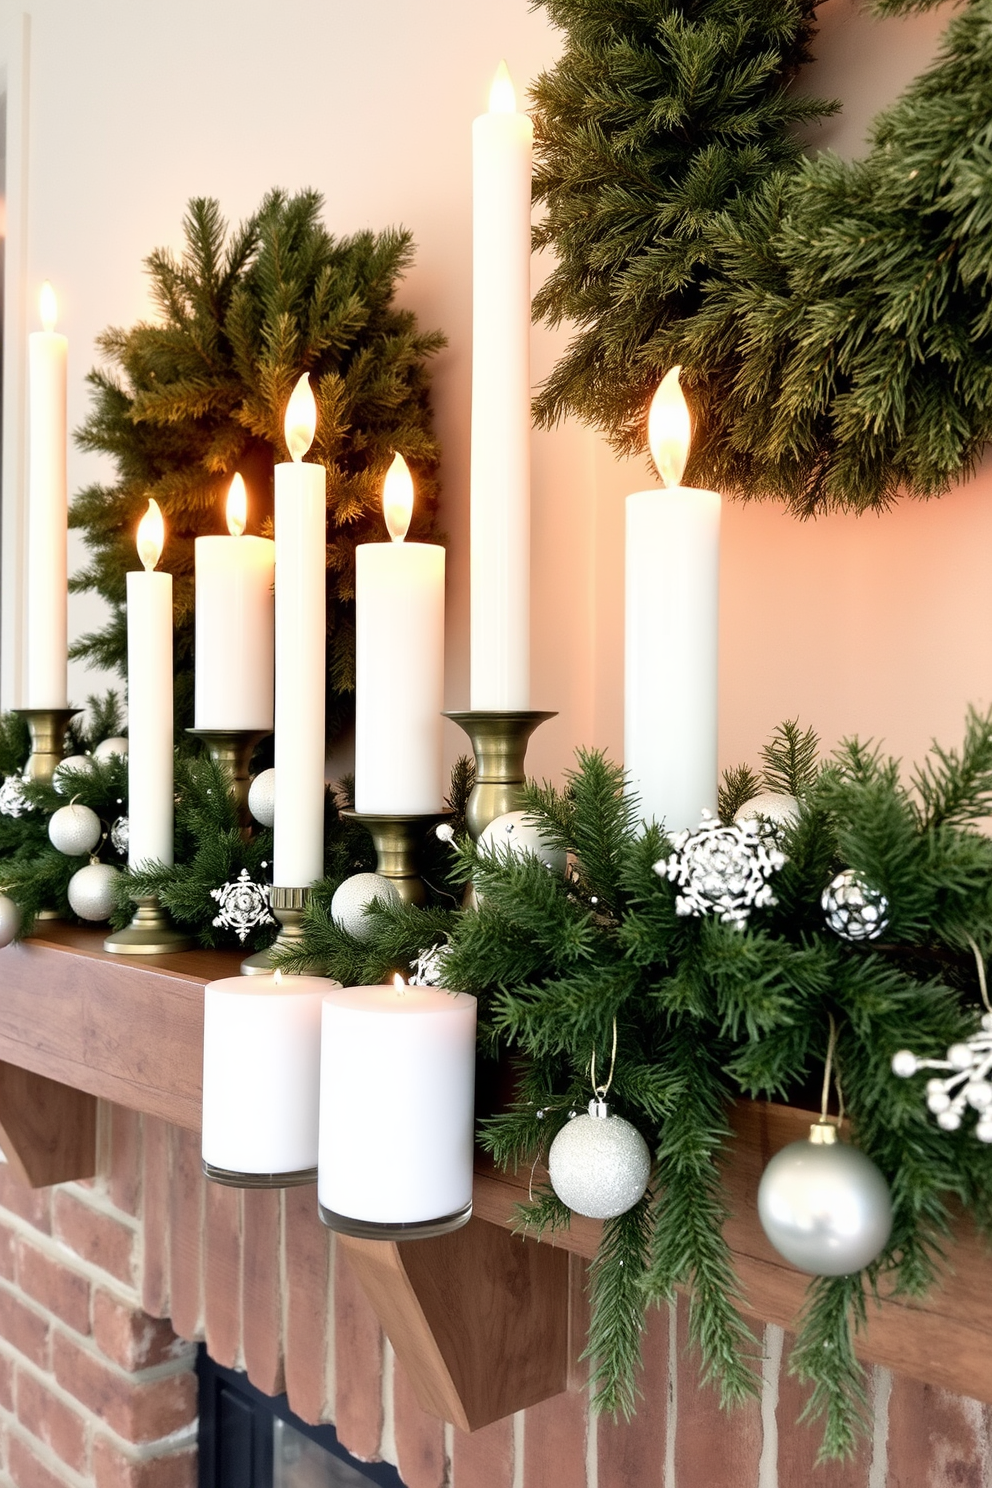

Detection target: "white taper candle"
[127, 500, 175, 866]
[26, 282, 68, 709]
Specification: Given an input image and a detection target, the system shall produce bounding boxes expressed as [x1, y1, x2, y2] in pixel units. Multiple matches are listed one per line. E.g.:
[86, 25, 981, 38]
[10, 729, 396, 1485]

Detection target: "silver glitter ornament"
[210, 869, 275, 943]
[53, 755, 94, 795]
[892, 1014, 992, 1142]
[757, 1123, 893, 1275]
[0, 894, 21, 948]
[0, 776, 28, 818]
[548, 1100, 651, 1219]
[248, 768, 276, 829]
[110, 816, 129, 856]
[330, 872, 402, 939]
[821, 869, 889, 942]
[734, 792, 799, 831]
[654, 811, 786, 929]
[48, 802, 102, 857]
[477, 810, 567, 875]
[67, 862, 120, 922]
[93, 736, 129, 760]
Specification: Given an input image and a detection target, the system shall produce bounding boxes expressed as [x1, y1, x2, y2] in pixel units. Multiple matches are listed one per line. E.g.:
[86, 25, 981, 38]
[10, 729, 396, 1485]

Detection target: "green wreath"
[531, 0, 992, 513]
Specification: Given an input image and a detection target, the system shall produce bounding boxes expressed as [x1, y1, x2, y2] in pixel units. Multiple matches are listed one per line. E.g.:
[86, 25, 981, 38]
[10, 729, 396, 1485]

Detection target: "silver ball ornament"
[0, 894, 21, 948]
[67, 863, 120, 923]
[734, 792, 799, 829]
[330, 872, 402, 939]
[548, 1100, 651, 1219]
[110, 816, 129, 856]
[53, 755, 94, 795]
[48, 802, 102, 857]
[477, 810, 567, 875]
[757, 1128, 892, 1275]
[93, 736, 129, 760]
[248, 768, 276, 829]
[821, 869, 889, 942]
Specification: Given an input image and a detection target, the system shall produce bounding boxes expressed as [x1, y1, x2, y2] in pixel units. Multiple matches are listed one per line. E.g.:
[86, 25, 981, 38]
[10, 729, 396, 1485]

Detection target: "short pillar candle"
[317, 979, 477, 1239]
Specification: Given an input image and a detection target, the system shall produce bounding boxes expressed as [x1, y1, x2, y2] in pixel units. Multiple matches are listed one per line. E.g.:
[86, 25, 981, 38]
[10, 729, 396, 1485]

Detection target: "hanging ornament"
[477, 810, 567, 875]
[93, 736, 129, 760]
[67, 862, 120, 922]
[53, 755, 94, 795]
[0, 776, 28, 818]
[654, 811, 785, 928]
[0, 894, 21, 948]
[734, 791, 799, 831]
[821, 869, 889, 942]
[330, 872, 402, 939]
[248, 768, 276, 829]
[210, 868, 275, 944]
[48, 801, 102, 857]
[409, 943, 449, 987]
[110, 816, 129, 856]
[547, 1020, 651, 1220]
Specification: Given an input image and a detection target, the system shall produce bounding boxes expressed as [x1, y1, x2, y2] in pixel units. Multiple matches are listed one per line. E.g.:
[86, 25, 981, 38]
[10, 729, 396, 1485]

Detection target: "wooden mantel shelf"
[0, 926, 989, 1428]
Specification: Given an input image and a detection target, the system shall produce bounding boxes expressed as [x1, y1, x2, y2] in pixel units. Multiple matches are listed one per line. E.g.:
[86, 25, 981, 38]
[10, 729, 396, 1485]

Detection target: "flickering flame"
[382, 453, 414, 542]
[136, 499, 164, 571]
[226, 473, 247, 537]
[393, 973, 406, 995]
[489, 60, 516, 114]
[648, 366, 692, 489]
[39, 282, 58, 333]
[284, 372, 317, 462]
[273, 969, 283, 986]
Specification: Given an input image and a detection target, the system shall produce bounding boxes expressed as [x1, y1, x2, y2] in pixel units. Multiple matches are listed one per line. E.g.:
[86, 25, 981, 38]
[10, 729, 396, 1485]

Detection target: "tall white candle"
[318, 979, 477, 1232]
[625, 368, 721, 832]
[470, 63, 533, 711]
[194, 474, 275, 731]
[355, 454, 445, 814]
[127, 500, 175, 865]
[26, 282, 68, 709]
[274, 374, 326, 888]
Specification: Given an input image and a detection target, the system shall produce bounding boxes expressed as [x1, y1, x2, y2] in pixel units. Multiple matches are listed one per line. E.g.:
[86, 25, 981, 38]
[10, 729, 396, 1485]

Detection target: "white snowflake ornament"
[210, 869, 275, 943]
[653, 812, 785, 929]
[0, 776, 28, 818]
[409, 944, 450, 987]
[892, 1014, 992, 1142]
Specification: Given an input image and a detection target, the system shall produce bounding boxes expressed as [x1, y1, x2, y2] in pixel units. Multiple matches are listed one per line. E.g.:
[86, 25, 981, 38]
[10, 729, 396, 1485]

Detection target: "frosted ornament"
[210, 868, 275, 944]
[477, 810, 567, 875]
[734, 792, 799, 830]
[110, 816, 129, 856]
[93, 736, 129, 760]
[68, 862, 120, 922]
[0, 777, 28, 818]
[48, 802, 102, 857]
[248, 768, 275, 829]
[330, 872, 402, 939]
[654, 811, 785, 929]
[53, 755, 94, 795]
[548, 1100, 651, 1219]
[821, 869, 889, 942]
[0, 894, 21, 948]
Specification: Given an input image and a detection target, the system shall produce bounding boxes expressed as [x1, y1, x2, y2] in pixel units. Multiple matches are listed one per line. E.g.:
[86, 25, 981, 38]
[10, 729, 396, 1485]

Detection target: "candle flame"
[136, 499, 164, 571]
[39, 281, 58, 332]
[393, 973, 406, 994]
[284, 373, 317, 462]
[273, 969, 283, 986]
[648, 366, 692, 489]
[226, 473, 247, 537]
[382, 453, 414, 542]
[489, 60, 516, 114]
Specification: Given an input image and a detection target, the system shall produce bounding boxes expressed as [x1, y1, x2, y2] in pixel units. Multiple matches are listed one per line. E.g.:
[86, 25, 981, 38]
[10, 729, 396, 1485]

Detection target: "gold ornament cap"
[809, 1121, 839, 1145]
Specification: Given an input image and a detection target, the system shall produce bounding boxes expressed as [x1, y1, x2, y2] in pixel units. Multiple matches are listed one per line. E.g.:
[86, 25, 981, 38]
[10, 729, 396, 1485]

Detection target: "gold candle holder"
[241, 885, 310, 976]
[444, 710, 557, 840]
[104, 893, 193, 955]
[14, 707, 81, 784]
[186, 727, 271, 831]
[339, 809, 455, 906]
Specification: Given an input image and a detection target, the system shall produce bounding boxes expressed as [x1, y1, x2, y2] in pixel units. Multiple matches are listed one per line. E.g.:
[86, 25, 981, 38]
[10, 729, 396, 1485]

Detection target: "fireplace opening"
[197, 1347, 406, 1488]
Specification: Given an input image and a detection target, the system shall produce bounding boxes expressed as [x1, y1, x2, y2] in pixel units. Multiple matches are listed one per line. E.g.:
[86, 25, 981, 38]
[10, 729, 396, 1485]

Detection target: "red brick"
[598, 1298, 668, 1488]
[523, 1386, 588, 1488]
[0, 1286, 50, 1369]
[93, 1438, 197, 1488]
[52, 1332, 197, 1445]
[52, 1191, 136, 1287]
[452, 1415, 514, 1488]
[204, 1182, 241, 1369]
[93, 1291, 188, 1372]
[284, 1186, 333, 1426]
[0, 1168, 51, 1235]
[777, 1333, 870, 1487]
[333, 1239, 383, 1457]
[16, 1239, 90, 1335]
[7, 1429, 71, 1488]
[167, 1127, 203, 1342]
[0, 1220, 17, 1282]
[141, 1118, 170, 1320]
[393, 1358, 447, 1488]
[242, 1188, 284, 1396]
[673, 1297, 762, 1488]
[567, 1254, 591, 1389]
[0, 1350, 14, 1411]
[108, 1107, 143, 1219]
[887, 1376, 989, 1488]
[15, 1367, 87, 1473]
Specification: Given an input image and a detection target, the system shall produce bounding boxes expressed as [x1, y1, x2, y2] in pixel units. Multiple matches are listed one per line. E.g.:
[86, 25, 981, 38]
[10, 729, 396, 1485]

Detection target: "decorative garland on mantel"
[530, 0, 992, 514]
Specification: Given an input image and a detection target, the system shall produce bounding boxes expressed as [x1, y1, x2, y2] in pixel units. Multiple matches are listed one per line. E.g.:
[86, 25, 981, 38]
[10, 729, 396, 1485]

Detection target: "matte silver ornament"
[757, 1123, 893, 1275]
[0, 894, 21, 948]
[821, 869, 889, 942]
[248, 768, 275, 829]
[93, 736, 129, 760]
[734, 792, 799, 830]
[548, 1099, 651, 1219]
[330, 872, 402, 939]
[53, 756, 94, 795]
[477, 810, 567, 874]
[48, 802, 102, 857]
[67, 862, 120, 922]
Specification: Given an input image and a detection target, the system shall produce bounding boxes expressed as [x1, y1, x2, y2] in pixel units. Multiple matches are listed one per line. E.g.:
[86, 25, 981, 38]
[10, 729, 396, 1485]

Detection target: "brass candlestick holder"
[14, 707, 81, 784]
[241, 885, 310, 976]
[339, 808, 455, 906]
[444, 710, 557, 840]
[186, 727, 271, 831]
[104, 893, 193, 956]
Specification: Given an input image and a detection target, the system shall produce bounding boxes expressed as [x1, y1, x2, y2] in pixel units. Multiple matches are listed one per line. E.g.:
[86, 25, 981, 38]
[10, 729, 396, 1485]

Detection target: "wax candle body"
[202, 975, 328, 1176]
[26, 327, 68, 708]
[273, 460, 326, 887]
[318, 984, 477, 1227]
[625, 486, 721, 832]
[126, 569, 175, 865]
[194, 534, 275, 730]
[470, 92, 533, 710]
[354, 542, 445, 814]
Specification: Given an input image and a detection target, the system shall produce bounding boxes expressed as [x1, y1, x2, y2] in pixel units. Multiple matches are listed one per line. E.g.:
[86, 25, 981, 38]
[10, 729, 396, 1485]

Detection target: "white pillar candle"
[127, 500, 175, 866]
[194, 474, 275, 731]
[318, 979, 477, 1234]
[274, 374, 326, 888]
[625, 367, 721, 832]
[470, 63, 533, 711]
[355, 454, 445, 814]
[202, 971, 332, 1180]
[26, 282, 68, 708]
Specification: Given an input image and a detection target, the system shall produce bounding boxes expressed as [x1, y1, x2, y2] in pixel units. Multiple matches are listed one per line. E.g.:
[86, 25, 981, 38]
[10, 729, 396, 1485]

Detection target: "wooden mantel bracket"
[0, 1061, 96, 1187]
[339, 1218, 570, 1432]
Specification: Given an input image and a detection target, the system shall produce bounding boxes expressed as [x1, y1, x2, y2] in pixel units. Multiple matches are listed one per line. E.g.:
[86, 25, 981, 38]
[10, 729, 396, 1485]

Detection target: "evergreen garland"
[531, 0, 992, 513]
[71, 190, 444, 736]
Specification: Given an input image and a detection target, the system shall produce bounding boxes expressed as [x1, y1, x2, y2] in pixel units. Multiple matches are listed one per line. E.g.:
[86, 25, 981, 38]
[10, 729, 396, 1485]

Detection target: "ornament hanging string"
[965, 934, 992, 1015]
[590, 1017, 619, 1102]
[820, 1013, 845, 1128]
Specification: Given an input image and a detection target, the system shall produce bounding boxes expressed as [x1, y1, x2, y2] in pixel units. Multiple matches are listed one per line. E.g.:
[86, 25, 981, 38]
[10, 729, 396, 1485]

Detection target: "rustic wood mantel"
[0, 924, 988, 1430]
